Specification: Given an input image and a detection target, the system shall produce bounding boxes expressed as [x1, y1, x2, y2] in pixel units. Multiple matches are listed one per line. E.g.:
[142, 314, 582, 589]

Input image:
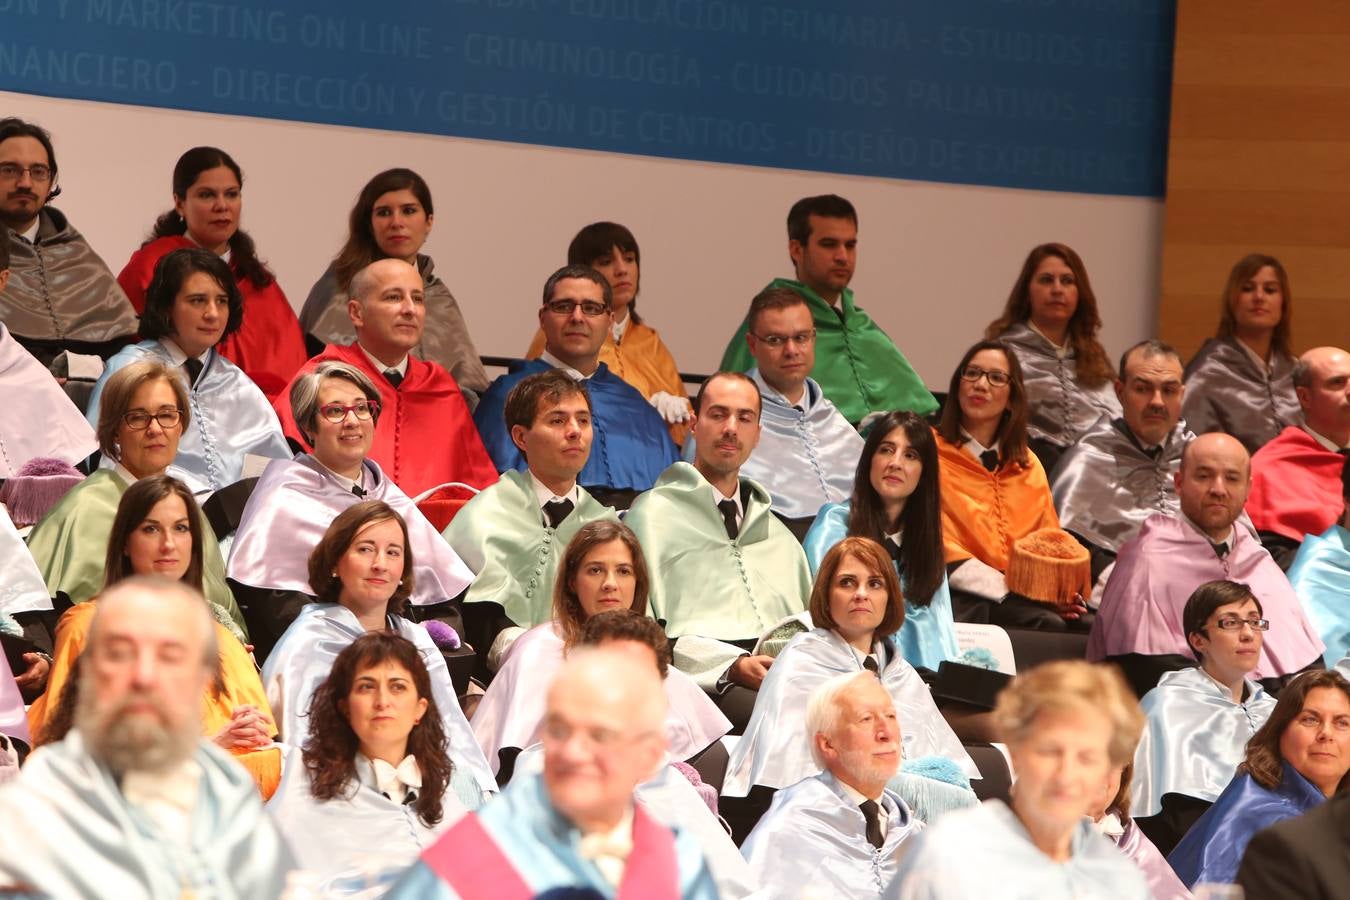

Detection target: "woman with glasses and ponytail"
[1130, 579, 1280, 856]
[226, 361, 474, 660]
[27, 360, 241, 625]
[933, 340, 1073, 631]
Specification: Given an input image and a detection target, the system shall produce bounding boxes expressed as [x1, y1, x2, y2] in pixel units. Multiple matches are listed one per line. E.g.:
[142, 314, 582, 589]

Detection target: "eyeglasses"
[318, 400, 380, 423]
[1213, 616, 1270, 632]
[751, 330, 817, 349]
[0, 163, 52, 183]
[121, 408, 182, 430]
[540, 717, 657, 753]
[960, 366, 1011, 387]
[544, 300, 609, 317]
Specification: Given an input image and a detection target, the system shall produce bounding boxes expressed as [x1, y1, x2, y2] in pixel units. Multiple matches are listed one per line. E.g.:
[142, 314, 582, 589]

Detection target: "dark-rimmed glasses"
[544, 300, 609, 317]
[960, 366, 1011, 387]
[121, 408, 182, 431]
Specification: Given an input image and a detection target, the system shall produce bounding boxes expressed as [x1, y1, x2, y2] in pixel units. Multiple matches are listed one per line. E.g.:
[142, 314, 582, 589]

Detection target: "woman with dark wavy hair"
[471, 520, 729, 782]
[89, 247, 291, 490]
[986, 243, 1121, 467]
[298, 168, 489, 395]
[933, 341, 1073, 631]
[261, 500, 496, 799]
[804, 410, 958, 670]
[1168, 668, 1350, 889]
[268, 631, 468, 887]
[1182, 253, 1302, 454]
[116, 146, 308, 399]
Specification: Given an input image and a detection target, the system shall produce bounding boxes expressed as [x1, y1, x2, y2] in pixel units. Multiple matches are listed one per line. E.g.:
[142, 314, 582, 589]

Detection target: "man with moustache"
[0, 577, 294, 897]
[1051, 340, 1194, 577]
[0, 117, 138, 366]
[1088, 432, 1324, 697]
[275, 257, 498, 497]
[474, 264, 677, 508]
[388, 647, 719, 898]
[719, 194, 936, 425]
[626, 372, 812, 725]
[726, 286, 864, 536]
[742, 671, 922, 898]
[445, 370, 619, 667]
[1247, 346, 1350, 567]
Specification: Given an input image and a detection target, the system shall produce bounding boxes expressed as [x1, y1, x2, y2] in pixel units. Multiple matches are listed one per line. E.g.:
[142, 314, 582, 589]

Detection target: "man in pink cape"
[1088, 432, 1323, 696]
[386, 647, 717, 899]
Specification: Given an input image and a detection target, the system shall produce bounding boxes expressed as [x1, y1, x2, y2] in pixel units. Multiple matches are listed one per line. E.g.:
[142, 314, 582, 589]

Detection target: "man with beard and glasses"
[741, 671, 923, 898]
[626, 372, 811, 728]
[0, 117, 138, 367]
[0, 577, 294, 898]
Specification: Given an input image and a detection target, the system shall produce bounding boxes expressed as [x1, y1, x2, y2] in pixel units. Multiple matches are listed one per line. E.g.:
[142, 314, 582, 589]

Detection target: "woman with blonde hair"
[889, 660, 1150, 898]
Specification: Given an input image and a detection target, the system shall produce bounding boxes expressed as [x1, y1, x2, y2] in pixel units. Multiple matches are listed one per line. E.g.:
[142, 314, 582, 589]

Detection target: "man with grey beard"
[0, 577, 293, 898]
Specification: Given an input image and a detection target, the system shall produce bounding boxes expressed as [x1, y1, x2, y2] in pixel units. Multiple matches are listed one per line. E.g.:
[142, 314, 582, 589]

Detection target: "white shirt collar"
[111, 461, 140, 486]
[184, 231, 232, 264]
[120, 757, 202, 846]
[1305, 425, 1348, 453]
[540, 350, 592, 381]
[358, 342, 409, 377]
[959, 429, 999, 460]
[835, 776, 889, 835]
[577, 805, 635, 888]
[713, 480, 744, 523]
[1181, 511, 1235, 551]
[159, 338, 209, 368]
[1026, 320, 1070, 358]
[19, 219, 39, 244]
[529, 471, 580, 509]
[312, 456, 366, 495]
[610, 310, 630, 344]
[360, 754, 422, 803]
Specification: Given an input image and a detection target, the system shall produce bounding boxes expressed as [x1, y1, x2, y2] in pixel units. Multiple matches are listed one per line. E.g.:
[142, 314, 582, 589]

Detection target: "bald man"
[1248, 346, 1350, 567]
[275, 258, 497, 497]
[0, 577, 293, 897]
[390, 647, 719, 898]
[1088, 433, 1324, 696]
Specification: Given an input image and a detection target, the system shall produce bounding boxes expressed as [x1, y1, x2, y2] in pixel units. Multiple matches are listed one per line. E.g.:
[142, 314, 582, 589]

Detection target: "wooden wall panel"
[1160, 3, 1350, 360]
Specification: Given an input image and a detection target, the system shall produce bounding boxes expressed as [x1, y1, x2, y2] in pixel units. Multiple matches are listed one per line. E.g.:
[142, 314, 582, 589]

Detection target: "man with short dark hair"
[1088, 432, 1324, 696]
[1051, 339, 1194, 574]
[1247, 345, 1350, 567]
[474, 265, 678, 506]
[274, 257, 498, 497]
[445, 369, 619, 660]
[724, 286, 863, 532]
[719, 194, 935, 424]
[742, 671, 922, 897]
[627, 372, 811, 722]
[0, 578, 294, 896]
[0, 117, 138, 366]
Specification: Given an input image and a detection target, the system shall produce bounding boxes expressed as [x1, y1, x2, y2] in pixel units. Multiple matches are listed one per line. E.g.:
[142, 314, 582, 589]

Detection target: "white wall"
[2, 91, 1163, 386]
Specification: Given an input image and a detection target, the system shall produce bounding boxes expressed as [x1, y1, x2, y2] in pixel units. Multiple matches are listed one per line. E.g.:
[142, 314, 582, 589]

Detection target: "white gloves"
[649, 390, 693, 424]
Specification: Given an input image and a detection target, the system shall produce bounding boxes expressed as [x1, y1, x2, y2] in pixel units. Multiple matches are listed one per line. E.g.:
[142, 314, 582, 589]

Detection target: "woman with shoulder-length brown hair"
[986, 243, 1121, 462]
[471, 520, 728, 783]
[1169, 669, 1350, 889]
[267, 631, 472, 884]
[1182, 253, 1302, 454]
[932, 341, 1072, 632]
[260, 500, 497, 799]
[724, 536, 975, 801]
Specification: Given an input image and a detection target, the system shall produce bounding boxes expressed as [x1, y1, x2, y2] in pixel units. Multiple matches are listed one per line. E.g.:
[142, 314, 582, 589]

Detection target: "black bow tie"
[718, 499, 739, 541]
[384, 368, 403, 389]
[351, 484, 366, 498]
[543, 498, 574, 529]
[979, 449, 999, 472]
[862, 655, 879, 674]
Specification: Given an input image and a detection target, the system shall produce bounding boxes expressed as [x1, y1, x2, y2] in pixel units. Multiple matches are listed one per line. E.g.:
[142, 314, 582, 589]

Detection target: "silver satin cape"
[261, 602, 496, 798]
[227, 454, 475, 607]
[0, 732, 294, 899]
[2, 207, 139, 345]
[998, 322, 1122, 449]
[731, 369, 864, 519]
[1050, 415, 1193, 553]
[87, 340, 292, 491]
[723, 627, 976, 798]
[0, 322, 97, 475]
[1182, 337, 1302, 454]
[299, 258, 490, 395]
[1131, 666, 1276, 817]
[742, 771, 924, 899]
[884, 800, 1150, 899]
[266, 746, 469, 889]
[471, 622, 730, 774]
[0, 504, 54, 615]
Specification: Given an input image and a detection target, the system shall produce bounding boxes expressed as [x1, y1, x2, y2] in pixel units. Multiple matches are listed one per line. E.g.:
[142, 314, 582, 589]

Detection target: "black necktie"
[859, 799, 884, 849]
[351, 484, 366, 498]
[184, 357, 203, 388]
[979, 449, 999, 472]
[884, 537, 903, 564]
[1212, 542, 1229, 559]
[384, 368, 403, 389]
[718, 499, 739, 541]
[1145, 445, 1163, 461]
[862, 655, 879, 674]
[543, 498, 574, 529]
